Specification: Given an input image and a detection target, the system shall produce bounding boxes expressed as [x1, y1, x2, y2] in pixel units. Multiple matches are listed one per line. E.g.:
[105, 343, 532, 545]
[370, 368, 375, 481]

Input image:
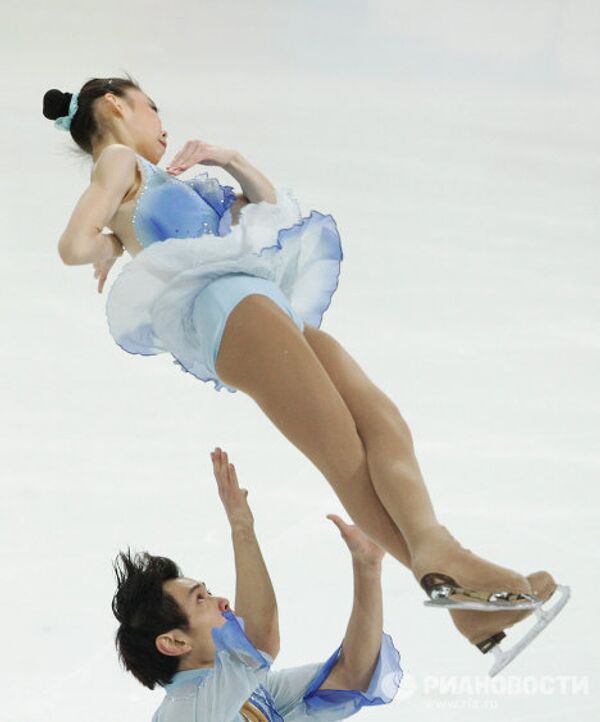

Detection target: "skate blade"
[424, 596, 542, 611]
[420, 573, 542, 611]
[487, 584, 571, 677]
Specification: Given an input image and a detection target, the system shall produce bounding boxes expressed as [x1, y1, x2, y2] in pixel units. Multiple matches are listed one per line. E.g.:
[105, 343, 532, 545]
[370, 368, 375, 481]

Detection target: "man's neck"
[177, 658, 215, 672]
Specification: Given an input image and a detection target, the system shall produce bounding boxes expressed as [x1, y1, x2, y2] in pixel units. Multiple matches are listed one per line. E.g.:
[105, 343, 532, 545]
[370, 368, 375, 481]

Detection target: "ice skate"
[411, 525, 541, 611]
[449, 571, 571, 676]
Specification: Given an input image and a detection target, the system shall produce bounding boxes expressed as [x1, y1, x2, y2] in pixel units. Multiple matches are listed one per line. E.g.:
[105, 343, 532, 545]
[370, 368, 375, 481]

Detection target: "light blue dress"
[105, 155, 343, 391]
[151, 610, 403, 722]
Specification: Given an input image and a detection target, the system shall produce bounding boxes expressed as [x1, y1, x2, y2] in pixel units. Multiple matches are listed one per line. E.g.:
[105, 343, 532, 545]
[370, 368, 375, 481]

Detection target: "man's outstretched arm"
[231, 523, 280, 659]
[211, 447, 280, 659]
[319, 515, 386, 692]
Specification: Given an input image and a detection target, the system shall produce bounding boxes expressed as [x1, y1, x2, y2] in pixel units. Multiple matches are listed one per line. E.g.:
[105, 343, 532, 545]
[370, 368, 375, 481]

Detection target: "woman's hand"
[166, 140, 238, 175]
[211, 447, 255, 531]
[327, 514, 386, 567]
[93, 232, 123, 294]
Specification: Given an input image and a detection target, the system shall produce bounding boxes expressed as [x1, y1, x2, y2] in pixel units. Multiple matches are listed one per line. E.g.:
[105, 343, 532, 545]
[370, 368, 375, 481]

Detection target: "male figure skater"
[112, 447, 403, 721]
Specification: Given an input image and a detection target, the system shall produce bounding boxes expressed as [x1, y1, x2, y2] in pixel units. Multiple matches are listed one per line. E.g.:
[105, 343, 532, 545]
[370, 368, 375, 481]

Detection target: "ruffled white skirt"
[105, 187, 343, 391]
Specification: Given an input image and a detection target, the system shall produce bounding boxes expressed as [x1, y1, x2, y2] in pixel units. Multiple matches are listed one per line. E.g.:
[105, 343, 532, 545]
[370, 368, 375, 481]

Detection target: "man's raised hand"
[326, 514, 386, 567]
[211, 447, 255, 531]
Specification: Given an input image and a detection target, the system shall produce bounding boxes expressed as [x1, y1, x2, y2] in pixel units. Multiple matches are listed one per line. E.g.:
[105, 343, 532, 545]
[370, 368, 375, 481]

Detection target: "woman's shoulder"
[90, 143, 139, 180]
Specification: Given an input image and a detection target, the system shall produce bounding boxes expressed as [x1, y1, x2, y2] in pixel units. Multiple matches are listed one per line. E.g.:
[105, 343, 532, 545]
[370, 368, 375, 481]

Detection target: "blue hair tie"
[54, 92, 79, 132]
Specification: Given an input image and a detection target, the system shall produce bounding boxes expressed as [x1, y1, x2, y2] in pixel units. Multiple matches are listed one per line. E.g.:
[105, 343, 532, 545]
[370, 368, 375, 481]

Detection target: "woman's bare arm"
[223, 153, 276, 204]
[228, 193, 250, 225]
[58, 144, 134, 265]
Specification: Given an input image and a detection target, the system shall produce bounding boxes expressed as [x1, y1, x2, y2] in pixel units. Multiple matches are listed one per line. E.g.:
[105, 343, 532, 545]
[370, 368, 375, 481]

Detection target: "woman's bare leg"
[217, 299, 532, 608]
[215, 295, 412, 566]
[299, 323, 534, 603]
[301, 323, 439, 551]
[301, 325, 563, 656]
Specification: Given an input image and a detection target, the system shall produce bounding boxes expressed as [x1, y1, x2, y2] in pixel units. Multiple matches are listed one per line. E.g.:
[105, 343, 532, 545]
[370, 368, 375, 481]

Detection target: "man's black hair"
[111, 549, 190, 689]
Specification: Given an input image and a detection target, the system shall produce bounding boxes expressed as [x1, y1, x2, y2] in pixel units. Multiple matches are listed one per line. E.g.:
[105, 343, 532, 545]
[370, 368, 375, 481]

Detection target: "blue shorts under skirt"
[191, 272, 305, 387]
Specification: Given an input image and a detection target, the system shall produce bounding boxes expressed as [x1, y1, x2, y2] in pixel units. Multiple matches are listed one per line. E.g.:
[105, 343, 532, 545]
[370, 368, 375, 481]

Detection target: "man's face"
[161, 577, 232, 667]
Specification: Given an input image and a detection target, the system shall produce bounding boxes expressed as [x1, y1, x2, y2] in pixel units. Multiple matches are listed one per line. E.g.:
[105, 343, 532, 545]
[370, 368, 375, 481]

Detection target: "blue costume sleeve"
[265, 631, 402, 721]
[182, 171, 237, 219]
[193, 610, 274, 722]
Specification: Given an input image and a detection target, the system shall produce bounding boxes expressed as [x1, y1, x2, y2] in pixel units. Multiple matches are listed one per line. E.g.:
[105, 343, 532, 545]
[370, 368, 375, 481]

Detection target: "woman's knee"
[302, 325, 413, 443]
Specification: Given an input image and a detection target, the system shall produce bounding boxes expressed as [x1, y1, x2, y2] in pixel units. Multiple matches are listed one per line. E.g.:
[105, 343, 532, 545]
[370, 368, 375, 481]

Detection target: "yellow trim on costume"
[240, 699, 269, 722]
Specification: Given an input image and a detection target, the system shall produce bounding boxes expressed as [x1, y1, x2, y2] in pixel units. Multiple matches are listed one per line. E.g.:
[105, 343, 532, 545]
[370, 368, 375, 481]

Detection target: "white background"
[1, 1, 598, 720]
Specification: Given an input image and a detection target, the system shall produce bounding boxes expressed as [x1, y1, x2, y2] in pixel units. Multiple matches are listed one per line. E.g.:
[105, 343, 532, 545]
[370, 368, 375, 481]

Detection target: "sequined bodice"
[131, 154, 236, 248]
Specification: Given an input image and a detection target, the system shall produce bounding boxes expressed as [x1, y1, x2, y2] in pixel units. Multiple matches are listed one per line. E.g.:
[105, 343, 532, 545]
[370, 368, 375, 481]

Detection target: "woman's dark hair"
[42, 72, 141, 155]
[111, 549, 190, 689]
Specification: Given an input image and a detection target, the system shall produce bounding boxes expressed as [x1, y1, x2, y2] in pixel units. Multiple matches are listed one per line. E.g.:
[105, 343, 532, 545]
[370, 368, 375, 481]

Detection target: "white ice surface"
[1, 1, 598, 720]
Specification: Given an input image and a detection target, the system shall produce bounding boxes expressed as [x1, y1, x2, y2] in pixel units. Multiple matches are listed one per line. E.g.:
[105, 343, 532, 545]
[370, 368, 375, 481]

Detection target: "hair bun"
[43, 89, 72, 121]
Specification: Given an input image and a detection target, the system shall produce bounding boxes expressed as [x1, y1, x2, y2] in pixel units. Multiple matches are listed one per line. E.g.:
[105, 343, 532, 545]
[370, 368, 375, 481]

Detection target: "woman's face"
[128, 88, 168, 163]
[97, 87, 168, 163]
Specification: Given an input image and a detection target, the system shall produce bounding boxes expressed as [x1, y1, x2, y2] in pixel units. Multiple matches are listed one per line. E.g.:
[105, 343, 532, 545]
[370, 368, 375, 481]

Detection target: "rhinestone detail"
[130, 155, 224, 246]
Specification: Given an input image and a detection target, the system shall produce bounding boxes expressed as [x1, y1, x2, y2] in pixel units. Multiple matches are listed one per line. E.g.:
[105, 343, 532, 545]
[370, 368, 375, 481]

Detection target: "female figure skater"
[43, 75, 569, 676]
